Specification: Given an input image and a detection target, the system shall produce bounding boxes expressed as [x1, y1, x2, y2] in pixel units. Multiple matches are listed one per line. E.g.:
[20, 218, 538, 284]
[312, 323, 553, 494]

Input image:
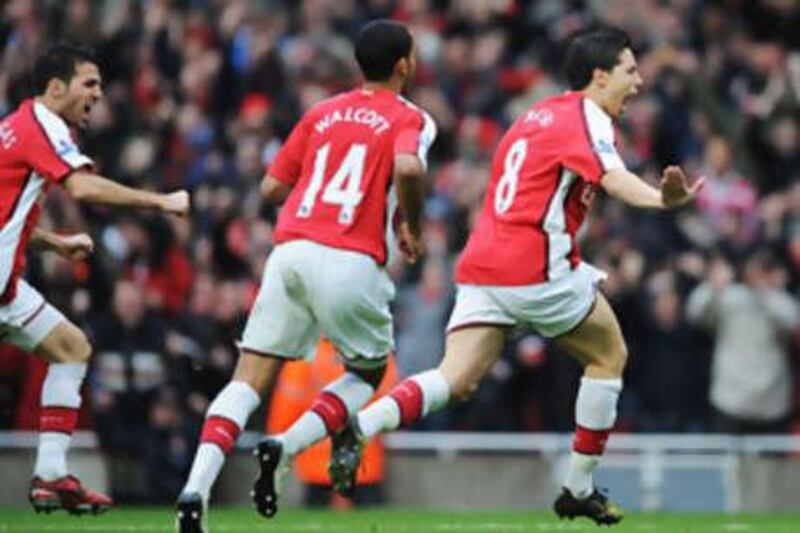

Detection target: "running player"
[175, 20, 435, 533]
[332, 27, 704, 526]
[0, 43, 189, 515]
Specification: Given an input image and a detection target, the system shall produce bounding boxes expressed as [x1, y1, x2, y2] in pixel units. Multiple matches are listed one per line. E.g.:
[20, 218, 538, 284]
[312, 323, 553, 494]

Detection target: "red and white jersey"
[270, 88, 436, 265]
[0, 99, 92, 303]
[456, 92, 625, 286]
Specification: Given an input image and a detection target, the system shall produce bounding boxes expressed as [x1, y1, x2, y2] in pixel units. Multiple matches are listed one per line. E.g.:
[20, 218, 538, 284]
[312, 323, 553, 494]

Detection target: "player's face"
[63, 62, 103, 128]
[605, 48, 642, 119]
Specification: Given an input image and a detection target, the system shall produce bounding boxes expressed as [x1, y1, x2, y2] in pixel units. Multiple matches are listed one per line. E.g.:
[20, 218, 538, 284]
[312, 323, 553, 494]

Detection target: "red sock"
[573, 425, 610, 455]
[40, 406, 79, 435]
[310, 391, 349, 433]
[200, 416, 241, 454]
[389, 379, 423, 427]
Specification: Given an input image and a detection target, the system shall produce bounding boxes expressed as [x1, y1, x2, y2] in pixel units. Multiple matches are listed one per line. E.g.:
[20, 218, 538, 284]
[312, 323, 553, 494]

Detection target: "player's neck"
[581, 88, 612, 119]
[361, 80, 402, 94]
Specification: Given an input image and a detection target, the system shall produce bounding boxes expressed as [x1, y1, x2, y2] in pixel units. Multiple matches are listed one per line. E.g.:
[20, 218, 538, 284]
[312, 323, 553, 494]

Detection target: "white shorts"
[240, 240, 395, 369]
[447, 262, 607, 338]
[0, 279, 66, 352]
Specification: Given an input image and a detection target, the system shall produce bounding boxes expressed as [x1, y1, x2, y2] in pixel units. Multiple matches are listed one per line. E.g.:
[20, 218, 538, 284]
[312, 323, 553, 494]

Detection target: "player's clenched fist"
[160, 190, 190, 216]
[57, 233, 94, 260]
[398, 222, 424, 264]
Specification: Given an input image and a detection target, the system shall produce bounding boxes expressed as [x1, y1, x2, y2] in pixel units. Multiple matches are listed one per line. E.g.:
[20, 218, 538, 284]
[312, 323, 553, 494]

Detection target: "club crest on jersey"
[57, 139, 78, 157]
[523, 108, 554, 128]
[593, 139, 615, 155]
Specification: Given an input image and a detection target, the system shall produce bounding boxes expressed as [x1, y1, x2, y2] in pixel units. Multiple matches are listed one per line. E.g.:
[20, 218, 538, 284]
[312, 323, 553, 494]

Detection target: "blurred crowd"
[2, 0, 800, 503]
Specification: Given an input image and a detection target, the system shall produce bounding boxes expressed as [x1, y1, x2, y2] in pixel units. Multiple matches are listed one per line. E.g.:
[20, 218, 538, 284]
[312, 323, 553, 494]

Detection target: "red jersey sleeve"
[26, 102, 93, 183]
[393, 109, 437, 169]
[269, 114, 312, 186]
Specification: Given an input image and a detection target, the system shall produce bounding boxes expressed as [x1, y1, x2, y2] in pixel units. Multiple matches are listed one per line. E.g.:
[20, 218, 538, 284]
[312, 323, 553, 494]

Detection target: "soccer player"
[331, 27, 704, 526]
[0, 43, 189, 515]
[175, 20, 435, 532]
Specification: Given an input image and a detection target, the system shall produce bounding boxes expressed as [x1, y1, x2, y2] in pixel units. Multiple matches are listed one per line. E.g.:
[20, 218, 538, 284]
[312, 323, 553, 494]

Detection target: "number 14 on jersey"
[297, 142, 367, 225]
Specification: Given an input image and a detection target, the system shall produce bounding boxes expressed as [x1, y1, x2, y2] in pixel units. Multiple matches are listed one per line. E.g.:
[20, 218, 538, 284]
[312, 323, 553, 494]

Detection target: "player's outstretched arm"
[600, 166, 704, 210]
[259, 175, 292, 204]
[63, 171, 189, 216]
[30, 228, 94, 260]
[394, 153, 426, 264]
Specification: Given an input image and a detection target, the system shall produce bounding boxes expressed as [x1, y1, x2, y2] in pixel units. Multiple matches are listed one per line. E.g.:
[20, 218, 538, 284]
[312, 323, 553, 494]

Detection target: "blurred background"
[1, 0, 800, 513]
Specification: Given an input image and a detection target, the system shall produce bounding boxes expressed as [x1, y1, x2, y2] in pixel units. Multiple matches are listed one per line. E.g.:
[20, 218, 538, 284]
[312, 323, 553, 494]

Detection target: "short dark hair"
[33, 43, 98, 95]
[354, 20, 413, 82]
[564, 27, 632, 90]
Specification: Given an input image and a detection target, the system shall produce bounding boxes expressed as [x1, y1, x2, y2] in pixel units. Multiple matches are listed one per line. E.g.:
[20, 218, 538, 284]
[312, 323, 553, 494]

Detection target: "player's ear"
[47, 78, 68, 98]
[591, 67, 610, 89]
[395, 56, 410, 79]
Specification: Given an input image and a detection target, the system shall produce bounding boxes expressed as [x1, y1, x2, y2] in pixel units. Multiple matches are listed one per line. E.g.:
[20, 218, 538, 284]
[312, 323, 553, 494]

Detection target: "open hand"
[660, 166, 705, 209]
[58, 233, 94, 260]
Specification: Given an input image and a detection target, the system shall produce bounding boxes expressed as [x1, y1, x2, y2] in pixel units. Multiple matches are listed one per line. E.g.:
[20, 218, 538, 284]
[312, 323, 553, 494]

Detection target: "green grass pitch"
[0, 508, 799, 532]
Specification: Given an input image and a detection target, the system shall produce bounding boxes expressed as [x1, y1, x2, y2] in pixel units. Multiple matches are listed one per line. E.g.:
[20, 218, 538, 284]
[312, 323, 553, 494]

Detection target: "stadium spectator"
[626, 270, 709, 433]
[89, 279, 168, 502]
[687, 250, 800, 434]
[395, 257, 452, 379]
